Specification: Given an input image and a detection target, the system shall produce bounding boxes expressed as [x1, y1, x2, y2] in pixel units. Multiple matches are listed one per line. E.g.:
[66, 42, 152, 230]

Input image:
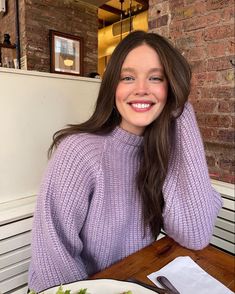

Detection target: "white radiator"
[0, 196, 35, 294]
[211, 179, 235, 253]
[0, 180, 234, 293]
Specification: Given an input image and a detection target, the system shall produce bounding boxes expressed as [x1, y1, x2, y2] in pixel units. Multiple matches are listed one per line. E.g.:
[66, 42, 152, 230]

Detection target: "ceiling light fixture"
[119, 0, 124, 40]
[129, 0, 133, 32]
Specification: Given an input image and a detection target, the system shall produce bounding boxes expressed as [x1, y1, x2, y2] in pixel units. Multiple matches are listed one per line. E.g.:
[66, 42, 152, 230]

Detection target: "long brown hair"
[49, 31, 191, 238]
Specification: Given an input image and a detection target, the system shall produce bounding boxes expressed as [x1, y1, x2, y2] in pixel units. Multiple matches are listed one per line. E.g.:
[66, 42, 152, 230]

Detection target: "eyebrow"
[121, 67, 164, 74]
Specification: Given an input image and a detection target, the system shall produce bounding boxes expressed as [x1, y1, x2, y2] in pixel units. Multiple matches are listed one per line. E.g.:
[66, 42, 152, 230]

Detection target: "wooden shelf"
[0, 43, 16, 49]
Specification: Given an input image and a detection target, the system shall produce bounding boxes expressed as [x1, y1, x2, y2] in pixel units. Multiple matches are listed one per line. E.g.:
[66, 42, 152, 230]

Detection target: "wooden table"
[92, 236, 235, 291]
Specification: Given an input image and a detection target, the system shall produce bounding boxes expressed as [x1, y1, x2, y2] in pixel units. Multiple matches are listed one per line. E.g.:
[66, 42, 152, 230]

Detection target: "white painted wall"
[0, 68, 100, 204]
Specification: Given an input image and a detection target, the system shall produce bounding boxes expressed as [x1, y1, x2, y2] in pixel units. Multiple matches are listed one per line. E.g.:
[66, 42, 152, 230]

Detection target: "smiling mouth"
[128, 102, 155, 111]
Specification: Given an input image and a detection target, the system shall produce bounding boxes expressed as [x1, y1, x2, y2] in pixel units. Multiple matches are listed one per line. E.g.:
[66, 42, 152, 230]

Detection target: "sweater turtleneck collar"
[111, 126, 143, 147]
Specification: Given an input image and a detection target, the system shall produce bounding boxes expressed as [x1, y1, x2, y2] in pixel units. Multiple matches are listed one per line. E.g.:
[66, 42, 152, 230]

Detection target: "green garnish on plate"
[29, 284, 132, 294]
[55, 285, 87, 294]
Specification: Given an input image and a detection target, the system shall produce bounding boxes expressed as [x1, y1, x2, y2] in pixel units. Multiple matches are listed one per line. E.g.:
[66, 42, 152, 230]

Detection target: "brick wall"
[0, 0, 98, 74]
[149, 0, 235, 183]
[0, 0, 16, 44]
[24, 0, 98, 74]
[0, 0, 25, 66]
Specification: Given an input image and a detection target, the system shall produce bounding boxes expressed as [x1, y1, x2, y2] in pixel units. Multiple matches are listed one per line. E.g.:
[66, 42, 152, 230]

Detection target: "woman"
[28, 31, 222, 291]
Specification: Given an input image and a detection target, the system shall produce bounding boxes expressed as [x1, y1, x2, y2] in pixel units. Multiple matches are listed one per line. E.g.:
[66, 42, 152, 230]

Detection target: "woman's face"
[115, 44, 168, 136]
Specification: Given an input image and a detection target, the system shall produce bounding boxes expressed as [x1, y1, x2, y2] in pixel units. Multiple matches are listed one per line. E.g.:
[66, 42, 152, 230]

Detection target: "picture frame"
[50, 30, 83, 76]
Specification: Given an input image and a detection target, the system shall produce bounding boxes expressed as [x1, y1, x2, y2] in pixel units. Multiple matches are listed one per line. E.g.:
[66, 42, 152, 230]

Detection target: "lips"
[128, 100, 155, 112]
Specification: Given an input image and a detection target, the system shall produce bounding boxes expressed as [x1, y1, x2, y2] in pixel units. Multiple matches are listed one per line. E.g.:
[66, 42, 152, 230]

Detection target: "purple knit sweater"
[28, 102, 222, 291]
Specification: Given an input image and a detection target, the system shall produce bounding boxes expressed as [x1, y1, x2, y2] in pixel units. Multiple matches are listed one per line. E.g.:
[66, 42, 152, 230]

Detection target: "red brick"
[183, 15, 208, 31]
[169, 21, 184, 38]
[218, 129, 235, 143]
[228, 39, 235, 55]
[200, 127, 218, 141]
[207, 41, 229, 58]
[232, 116, 235, 128]
[172, 3, 206, 20]
[219, 158, 235, 171]
[205, 114, 232, 128]
[169, 0, 185, 10]
[175, 35, 195, 50]
[189, 87, 201, 101]
[190, 60, 207, 73]
[205, 25, 235, 41]
[206, 155, 216, 167]
[185, 46, 206, 61]
[218, 100, 235, 113]
[150, 0, 168, 4]
[193, 99, 217, 113]
[206, 11, 222, 26]
[190, 31, 205, 47]
[157, 15, 169, 27]
[149, 19, 157, 30]
[207, 56, 234, 71]
[205, 71, 220, 86]
[195, 113, 207, 125]
[206, 0, 232, 11]
[221, 5, 235, 22]
[191, 73, 207, 87]
[174, 30, 204, 49]
[208, 86, 234, 99]
[196, 87, 207, 99]
[185, 0, 205, 4]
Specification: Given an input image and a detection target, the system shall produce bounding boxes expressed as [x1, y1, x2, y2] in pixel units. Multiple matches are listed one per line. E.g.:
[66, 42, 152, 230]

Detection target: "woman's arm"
[28, 134, 98, 292]
[162, 102, 223, 250]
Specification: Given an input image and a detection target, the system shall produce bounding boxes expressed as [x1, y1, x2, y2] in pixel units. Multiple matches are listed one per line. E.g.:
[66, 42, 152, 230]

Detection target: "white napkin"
[147, 256, 234, 294]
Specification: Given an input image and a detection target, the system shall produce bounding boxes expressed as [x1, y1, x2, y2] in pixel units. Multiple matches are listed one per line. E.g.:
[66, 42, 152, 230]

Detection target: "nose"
[134, 79, 150, 96]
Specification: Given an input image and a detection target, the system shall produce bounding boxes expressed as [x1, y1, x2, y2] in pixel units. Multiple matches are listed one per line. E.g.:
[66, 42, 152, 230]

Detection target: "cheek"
[115, 85, 126, 105]
[115, 87, 123, 111]
[115, 90, 120, 107]
[158, 84, 168, 102]
[115, 86, 121, 101]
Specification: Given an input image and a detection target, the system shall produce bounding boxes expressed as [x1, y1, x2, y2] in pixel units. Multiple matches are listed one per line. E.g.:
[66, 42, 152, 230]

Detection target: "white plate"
[42, 279, 156, 294]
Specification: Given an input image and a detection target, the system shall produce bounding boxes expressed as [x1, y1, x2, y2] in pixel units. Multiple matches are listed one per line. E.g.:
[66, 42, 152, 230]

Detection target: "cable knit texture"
[28, 102, 222, 291]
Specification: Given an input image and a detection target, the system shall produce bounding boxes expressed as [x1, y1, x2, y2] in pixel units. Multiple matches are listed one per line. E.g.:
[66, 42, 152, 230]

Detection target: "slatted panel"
[0, 217, 33, 240]
[211, 180, 235, 254]
[0, 231, 31, 255]
[211, 235, 235, 254]
[9, 285, 28, 294]
[213, 227, 234, 243]
[0, 245, 31, 269]
[0, 272, 28, 293]
[218, 208, 234, 222]
[215, 218, 235, 233]
[0, 259, 30, 281]
[0, 201, 33, 294]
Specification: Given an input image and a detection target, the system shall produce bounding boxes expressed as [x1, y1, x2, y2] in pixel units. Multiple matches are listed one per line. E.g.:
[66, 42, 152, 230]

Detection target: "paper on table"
[147, 256, 234, 294]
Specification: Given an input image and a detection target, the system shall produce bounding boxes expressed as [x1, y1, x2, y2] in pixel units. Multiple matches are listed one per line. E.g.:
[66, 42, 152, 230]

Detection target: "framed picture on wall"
[50, 30, 83, 76]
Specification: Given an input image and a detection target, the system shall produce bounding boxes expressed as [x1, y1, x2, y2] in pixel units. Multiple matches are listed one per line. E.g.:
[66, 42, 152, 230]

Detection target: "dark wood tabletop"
[91, 236, 235, 292]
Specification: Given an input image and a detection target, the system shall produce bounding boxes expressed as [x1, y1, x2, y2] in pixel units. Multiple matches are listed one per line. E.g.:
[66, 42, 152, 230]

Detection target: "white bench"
[0, 180, 234, 294]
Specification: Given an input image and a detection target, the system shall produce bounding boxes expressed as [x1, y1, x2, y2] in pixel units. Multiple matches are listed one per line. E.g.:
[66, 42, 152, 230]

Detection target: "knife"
[157, 276, 180, 294]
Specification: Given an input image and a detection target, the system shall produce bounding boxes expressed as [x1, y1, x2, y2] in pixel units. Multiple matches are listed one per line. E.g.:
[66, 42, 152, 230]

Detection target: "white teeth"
[132, 103, 151, 109]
